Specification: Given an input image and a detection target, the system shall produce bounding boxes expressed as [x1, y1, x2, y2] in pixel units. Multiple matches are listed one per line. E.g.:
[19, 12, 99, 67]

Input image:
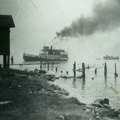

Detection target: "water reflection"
[104, 74, 107, 87]
[22, 60, 120, 109]
[72, 77, 86, 90]
[82, 78, 85, 90]
[72, 80, 76, 88]
[73, 77, 76, 82]
[115, 77, 117, 87]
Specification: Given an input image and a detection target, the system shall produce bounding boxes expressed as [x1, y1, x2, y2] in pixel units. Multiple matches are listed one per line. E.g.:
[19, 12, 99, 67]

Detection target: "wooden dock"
[0, 62, 59, 68]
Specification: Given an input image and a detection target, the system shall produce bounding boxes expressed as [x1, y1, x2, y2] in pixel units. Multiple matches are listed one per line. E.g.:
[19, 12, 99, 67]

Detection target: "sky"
[0, 0, 120, 63]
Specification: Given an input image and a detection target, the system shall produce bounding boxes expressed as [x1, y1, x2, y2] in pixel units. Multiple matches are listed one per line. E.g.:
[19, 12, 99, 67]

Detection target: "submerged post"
[115, 63, 117, 75]
[82, 62, 85, 78]
[104, 62, 107, 76]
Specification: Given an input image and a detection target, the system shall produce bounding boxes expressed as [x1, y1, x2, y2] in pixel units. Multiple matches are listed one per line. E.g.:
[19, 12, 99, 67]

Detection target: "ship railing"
[39, 54, 61, 59]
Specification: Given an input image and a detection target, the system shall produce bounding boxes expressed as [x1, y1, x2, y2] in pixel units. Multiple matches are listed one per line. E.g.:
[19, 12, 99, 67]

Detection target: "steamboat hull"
[23, 54, 68, 62]
[104, 58, 119, 60]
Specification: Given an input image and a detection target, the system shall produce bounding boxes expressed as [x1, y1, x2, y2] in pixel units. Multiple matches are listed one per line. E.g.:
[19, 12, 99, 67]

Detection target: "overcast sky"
[0, 0, 120, 63]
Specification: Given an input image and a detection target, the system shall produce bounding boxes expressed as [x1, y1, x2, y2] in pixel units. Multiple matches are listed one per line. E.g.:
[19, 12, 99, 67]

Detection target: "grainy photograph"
[0, 0, 120, 120]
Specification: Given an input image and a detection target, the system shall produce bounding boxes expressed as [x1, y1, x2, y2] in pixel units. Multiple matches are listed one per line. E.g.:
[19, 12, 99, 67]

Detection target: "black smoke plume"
[58, 0, 120, 37]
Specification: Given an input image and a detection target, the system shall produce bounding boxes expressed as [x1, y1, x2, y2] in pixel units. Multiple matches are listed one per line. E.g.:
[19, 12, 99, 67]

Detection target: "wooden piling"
[48, 62, 49, 71]
[73, 61, 76, 78]
[56, 67, 58, 72]
[40, 61, 42, 70]
[82, 62, 85, 77]
[115, 63, 117, 74]
[87, 65, 89, 69]
[95, 68, 97, 74]
[114, 63, 118, 77]
[104, 62, 107, 76]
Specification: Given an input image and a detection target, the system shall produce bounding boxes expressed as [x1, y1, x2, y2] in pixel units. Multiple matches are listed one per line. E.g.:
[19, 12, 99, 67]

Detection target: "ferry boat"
[23, 46, 69, 62]
[103, 55, 119, 60]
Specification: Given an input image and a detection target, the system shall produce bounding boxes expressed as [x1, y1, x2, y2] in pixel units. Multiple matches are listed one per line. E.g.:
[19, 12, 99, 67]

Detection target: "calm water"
[10, 59, 120, 109]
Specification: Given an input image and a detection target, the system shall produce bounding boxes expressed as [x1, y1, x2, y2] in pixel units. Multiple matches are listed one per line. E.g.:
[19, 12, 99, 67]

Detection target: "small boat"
[103, 55, 119, 60]
[23, 46, 69, 62]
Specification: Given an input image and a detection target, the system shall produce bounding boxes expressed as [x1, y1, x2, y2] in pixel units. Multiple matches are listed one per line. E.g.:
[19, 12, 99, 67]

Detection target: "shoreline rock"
[0, 68, 120, 120]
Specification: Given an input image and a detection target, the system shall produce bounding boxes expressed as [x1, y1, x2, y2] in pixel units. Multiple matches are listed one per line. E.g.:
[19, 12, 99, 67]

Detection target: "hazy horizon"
[0, 0, 120, 64]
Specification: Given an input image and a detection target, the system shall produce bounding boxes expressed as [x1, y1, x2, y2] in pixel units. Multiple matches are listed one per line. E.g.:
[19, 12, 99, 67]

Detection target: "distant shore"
[0, 68, 120, 120]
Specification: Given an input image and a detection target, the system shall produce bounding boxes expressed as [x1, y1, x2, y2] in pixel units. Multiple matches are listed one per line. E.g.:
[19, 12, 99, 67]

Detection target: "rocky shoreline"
[0, 68, 120, 120]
